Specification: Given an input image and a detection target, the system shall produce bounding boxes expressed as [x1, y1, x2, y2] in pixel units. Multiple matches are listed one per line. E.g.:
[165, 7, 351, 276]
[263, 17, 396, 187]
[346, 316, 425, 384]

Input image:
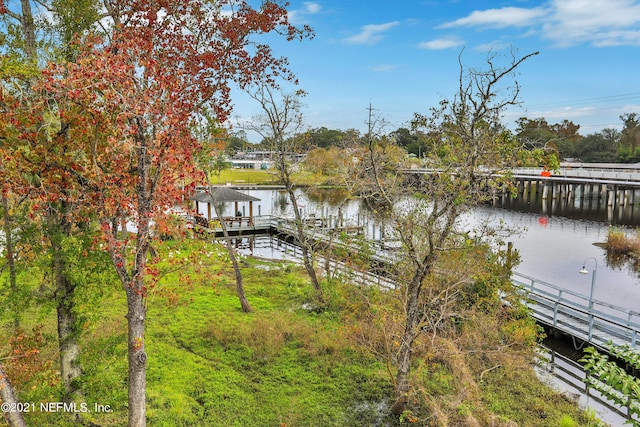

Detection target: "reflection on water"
[304, 186, 351, 207]
[498, 188, 640, 227]
[605, 250, 640, 279]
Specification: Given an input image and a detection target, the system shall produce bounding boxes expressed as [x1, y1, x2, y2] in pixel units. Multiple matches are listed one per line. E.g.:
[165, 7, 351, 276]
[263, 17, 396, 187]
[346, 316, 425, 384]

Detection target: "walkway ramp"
[512, 272, 640, 351]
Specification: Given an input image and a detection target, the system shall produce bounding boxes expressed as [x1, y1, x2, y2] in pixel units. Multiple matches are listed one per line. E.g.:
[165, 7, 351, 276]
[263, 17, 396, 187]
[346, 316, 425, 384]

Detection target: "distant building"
[230, 150, 304, 169]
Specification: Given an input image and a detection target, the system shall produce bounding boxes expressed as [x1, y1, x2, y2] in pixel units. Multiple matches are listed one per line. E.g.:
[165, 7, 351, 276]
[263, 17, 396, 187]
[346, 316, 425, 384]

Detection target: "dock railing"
[537, 347, 640, 424]
[512, 271, 640, 350]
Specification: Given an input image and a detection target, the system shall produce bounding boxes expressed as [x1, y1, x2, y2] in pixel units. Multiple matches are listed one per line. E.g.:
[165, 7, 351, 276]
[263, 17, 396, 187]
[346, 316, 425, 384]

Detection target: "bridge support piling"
[517, 180, 524, 199]
[542, 182, 549, 200]
[607, 188, 616, 208]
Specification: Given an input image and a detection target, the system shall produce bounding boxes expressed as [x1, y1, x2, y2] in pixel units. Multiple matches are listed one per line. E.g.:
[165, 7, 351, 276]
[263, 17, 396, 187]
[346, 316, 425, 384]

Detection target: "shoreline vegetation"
[606, 228, 640, 256]
[604, 228, 640, 274]
[215, 168, 346, 188]
[2, 168, 603, 426]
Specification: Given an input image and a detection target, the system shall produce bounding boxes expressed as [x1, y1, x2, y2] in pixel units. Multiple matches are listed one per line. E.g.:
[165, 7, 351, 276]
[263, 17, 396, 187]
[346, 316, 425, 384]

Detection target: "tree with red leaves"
[37, 1, 311, 425]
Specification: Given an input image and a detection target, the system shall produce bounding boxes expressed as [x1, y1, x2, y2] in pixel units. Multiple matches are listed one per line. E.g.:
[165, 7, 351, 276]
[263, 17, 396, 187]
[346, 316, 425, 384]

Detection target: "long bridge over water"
[409, 162, 640, 207]
[404, 162, 640, 224]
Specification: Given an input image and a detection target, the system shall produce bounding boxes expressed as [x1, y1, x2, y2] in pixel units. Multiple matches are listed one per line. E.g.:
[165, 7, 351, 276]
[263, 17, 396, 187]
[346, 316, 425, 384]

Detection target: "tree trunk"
[56, 273, 82, 398]
[279, 161, 322, 297]
[126, 286, 147, 427]
[19, 0, 36, 62]
[204, 172, 252, 313]
[390, 274, 423, 415]
[1, 194, 19, 329]
[49, 206, 83, 400]
[0, 363, 27, 427]
[287, 185, 321, 290]
[122, 130, 154, 427]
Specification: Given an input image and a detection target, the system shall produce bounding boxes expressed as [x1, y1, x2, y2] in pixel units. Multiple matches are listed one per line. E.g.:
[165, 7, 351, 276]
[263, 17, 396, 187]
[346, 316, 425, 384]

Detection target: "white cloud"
[592, 30, 640, 47]
[288, 2, 321, 25]
[371, 64, 401, 72]
[418, 37, 463, 50]
[473, 41, 511, 52]
[438, 0, 640, 47]
[344, 21, 400, 45]
[542, 0, 640, 47]
[439, 7, 548, 29]
[304, 2, 321, 14]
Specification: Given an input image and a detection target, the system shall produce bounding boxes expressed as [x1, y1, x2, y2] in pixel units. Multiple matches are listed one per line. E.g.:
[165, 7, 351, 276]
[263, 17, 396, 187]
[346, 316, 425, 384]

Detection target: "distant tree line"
[515, 113, 640, 163]
[227, 113, 640, 164]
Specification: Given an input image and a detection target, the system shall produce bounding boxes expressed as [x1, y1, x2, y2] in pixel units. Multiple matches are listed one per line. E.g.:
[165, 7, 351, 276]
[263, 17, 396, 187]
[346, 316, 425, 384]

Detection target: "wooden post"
[607, 189, 615, 207]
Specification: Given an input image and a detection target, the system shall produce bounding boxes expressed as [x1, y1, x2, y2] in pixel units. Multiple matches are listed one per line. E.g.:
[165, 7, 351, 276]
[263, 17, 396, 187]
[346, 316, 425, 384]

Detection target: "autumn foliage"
[2, 1, 311, 425]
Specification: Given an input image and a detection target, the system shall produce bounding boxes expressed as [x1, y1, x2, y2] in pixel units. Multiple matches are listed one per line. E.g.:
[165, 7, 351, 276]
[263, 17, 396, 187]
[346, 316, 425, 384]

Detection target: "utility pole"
[366, 102, 375, 149]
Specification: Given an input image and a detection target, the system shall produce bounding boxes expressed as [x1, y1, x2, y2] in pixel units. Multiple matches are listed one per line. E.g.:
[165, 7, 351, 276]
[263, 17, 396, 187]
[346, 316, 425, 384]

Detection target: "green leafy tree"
[516, 117, 582, 160]
[618, 113, 640, 162]
[225, 134, 248, 155]
[577, 129, 620, 162]
[390, 127, 425, 158]
[303, 126, 346, 148]
[212, 152, 232, 183]
[1, 0, 105, 405]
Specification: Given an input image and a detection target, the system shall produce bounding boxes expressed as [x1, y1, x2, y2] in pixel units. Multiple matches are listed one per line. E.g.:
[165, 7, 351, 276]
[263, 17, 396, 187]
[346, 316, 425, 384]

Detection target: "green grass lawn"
[212, 168, 343, 187]
[7, 240, 390, 427]
[213, 168, 280, 185]
[2, 237, 600, 427]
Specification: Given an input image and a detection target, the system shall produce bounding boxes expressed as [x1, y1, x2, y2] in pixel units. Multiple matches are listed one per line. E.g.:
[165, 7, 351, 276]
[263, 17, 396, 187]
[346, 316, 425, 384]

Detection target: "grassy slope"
[6, 241, 390, 427]
[2, 237, 598, 426]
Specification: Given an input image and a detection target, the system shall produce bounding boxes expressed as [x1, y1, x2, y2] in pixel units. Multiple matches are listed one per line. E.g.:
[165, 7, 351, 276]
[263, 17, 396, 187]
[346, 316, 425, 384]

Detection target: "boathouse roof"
[188, 186, 261, 203]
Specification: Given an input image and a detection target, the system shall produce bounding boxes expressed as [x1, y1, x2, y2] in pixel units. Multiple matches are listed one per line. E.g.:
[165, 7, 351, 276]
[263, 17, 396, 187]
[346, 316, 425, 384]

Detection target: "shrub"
[606, 228, 640, 254]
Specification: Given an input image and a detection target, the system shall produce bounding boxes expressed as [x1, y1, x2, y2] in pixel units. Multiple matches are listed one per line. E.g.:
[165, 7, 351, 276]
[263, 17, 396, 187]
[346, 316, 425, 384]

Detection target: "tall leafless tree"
[244, 85, 323, 300]
[349, 50, 538, 415]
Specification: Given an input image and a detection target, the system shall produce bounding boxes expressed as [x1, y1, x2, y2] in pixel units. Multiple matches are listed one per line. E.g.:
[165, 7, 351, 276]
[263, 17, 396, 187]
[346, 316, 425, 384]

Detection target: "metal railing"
[537, 347, 639, 424]
[512, 271, 640, 350]
[513, 167, 640, 182]
[202, 214, 640, 351]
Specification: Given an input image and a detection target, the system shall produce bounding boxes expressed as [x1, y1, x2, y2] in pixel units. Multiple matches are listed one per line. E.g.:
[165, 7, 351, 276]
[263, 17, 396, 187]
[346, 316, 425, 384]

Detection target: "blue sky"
[232, 0, 640, 141]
